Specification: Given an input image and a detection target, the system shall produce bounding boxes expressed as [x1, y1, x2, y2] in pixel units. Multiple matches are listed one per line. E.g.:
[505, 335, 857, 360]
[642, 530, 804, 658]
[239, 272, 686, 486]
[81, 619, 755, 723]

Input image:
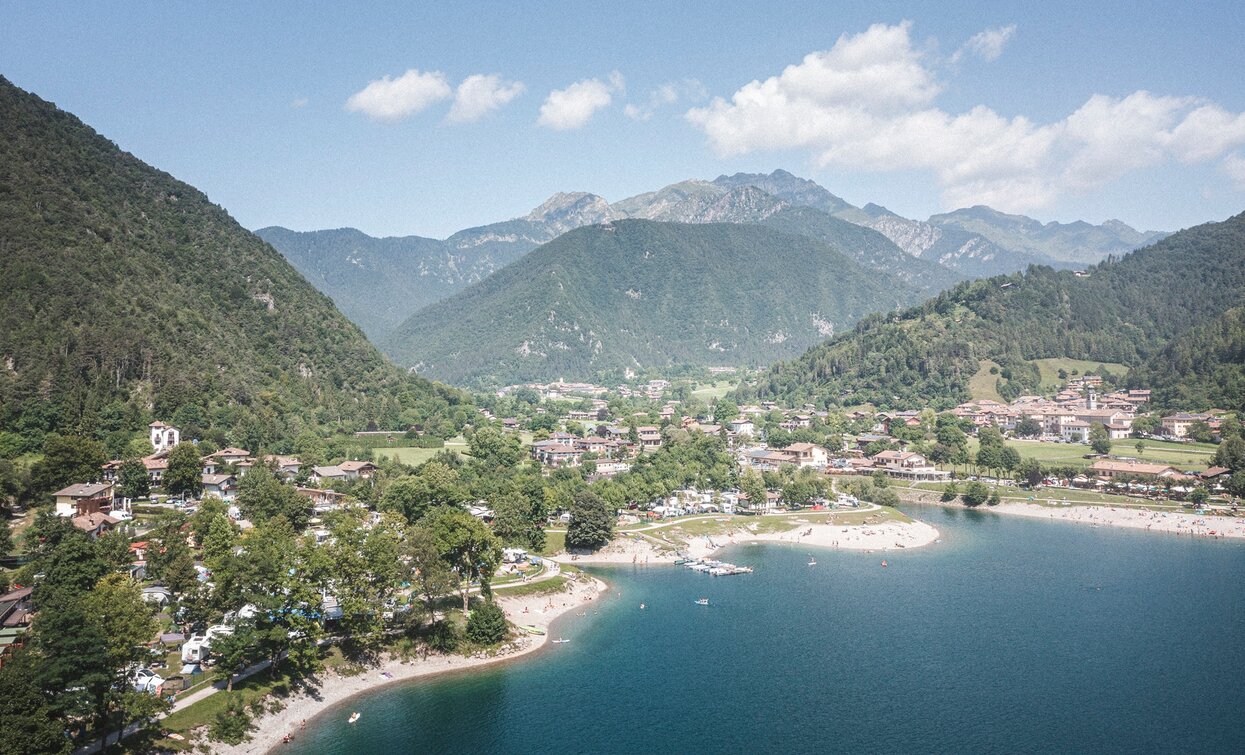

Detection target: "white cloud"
[1224, 153, 1245, 190]
[346, 69, 452, 122]
[687, 22, 1245, 213]
[291, 97, 309, 109]
[537, 72, 625, 130]
[951, 24, 1016, 63]
[624, 78, 708, 121]
[446, 74, 525, 124]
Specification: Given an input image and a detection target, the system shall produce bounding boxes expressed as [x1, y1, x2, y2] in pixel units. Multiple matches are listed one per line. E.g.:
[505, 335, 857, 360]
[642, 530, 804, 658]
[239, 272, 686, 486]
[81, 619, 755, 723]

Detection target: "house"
[636, 426, 662, 449]
[208, 447, 252, 465]
[310, 465, 349, 483]
[297, 486, 347, 512]
[592, 460, 631, 477]
[142, 453, 170, 482]
[1088, 460, 1183, 480]
[201, 473, 238, 502]
[53, 482, 114, 517]
[1060, 420, 1091, 443]
[72, 511, 119, 540]
[871, 450, 949, 481]
[148, 421, 181, 454]
[727, 419, 755, 437]
[746, 449, 790, 472]
[263, 455, 303, 479]
[574, 436, 618, 455]
[0, 586, 33, 629]
[778, 443, 828, 469]
[1160, 413, 1214, 438]
[531, 441, 582, 467]
[338, 460, 378, 480]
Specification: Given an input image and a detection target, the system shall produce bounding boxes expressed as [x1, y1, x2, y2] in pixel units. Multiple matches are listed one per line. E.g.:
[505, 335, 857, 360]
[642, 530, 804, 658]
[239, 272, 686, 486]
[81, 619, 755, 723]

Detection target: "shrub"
[465, 601, 508, 646]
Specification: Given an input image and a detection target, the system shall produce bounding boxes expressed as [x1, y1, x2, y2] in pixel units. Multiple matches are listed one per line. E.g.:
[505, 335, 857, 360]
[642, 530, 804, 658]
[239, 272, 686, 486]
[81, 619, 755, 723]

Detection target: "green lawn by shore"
[964, 437, 1218, 470]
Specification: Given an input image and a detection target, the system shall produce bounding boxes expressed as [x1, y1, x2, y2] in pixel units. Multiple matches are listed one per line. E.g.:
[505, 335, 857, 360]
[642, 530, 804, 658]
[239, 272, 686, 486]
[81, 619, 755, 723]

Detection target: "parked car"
[131, 668, 165, 694]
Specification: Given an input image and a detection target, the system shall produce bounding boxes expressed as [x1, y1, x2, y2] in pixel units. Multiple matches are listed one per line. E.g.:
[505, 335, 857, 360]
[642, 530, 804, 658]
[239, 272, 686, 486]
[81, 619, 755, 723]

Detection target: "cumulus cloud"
[537, 72, 625, 130]
[346, 69, 451, 122]
[1224, 153, 1245, 190]
[446, 74, 525, 123]
[951, 24, 1016, 63]
[625, 79, 708, 121]
[686, 22, 1245, 213]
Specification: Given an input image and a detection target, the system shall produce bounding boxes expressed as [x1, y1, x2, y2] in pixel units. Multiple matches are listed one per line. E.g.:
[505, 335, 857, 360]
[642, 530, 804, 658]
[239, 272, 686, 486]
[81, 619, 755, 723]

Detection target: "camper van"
[181, 635, 210, 663]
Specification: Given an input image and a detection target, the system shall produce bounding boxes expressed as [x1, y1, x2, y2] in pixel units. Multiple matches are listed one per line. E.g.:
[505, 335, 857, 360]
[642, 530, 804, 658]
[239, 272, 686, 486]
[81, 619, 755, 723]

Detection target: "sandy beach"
[990, 502, 1245, 539]
[212, 574, 608, 755]
[554, 515, 941, 565]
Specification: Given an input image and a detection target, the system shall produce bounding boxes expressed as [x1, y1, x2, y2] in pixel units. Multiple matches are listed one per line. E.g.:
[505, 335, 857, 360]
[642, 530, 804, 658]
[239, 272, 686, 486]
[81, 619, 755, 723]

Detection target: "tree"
[29, 435, 107, 501]
[739, 469, 767, 513]
[82, 573, 165, 742]
[491, 491, 546, 551]
[961, 481, 990, 507]
[1014, 417, 1042, 438]
[1188, 487, 1209, 507]
[987, 488, 1002, 506]
[0, 652, 72, 755]
[713, 400, 739, 424]
[201, 513, 239, 572]
[1213, 437, 1245, 473]
[210, 694, 254, 745]
[565, 489, 614, 552]
[1187, 421, 1216, 444]
[425, 507, 502, 613]
[465, 600, 508, 645]
[940, 482, 959, 502]
[1089, 423, 1112, 456]
[116, 458, 150, 500]
[1016, 458, 1044, 488]
[1135, 441, 1147, 456]
[164, 443, 203, 499]
[236, 464, 308, 528]
[404, 524, 457, 623]
[467, 427, 522, 467]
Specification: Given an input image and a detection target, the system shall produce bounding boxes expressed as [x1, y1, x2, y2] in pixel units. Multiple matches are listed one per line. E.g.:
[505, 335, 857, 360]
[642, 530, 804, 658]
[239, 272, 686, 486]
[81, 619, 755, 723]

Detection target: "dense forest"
[0, 76, 469, 454]
[384, 220, 926, 386]
[740, 212, 1245, 411]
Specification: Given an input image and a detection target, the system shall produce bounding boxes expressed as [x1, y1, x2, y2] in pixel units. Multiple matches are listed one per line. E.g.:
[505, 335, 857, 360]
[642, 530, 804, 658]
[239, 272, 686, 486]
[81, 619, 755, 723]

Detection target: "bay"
[299, 507, 1245, 753]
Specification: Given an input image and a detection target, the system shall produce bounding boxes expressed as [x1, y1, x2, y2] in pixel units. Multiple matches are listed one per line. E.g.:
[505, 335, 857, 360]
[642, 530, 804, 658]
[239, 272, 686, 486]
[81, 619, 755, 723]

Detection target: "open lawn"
[968, 359, 1006, 403]
[539, 530, 566, 556]
[906, 480, 1181, 509]
[492, 574, 568, 597]
[1029, 357, 1128, 392]
[373, 435, 470, 465]
[965, 437, 1218, 471]
[691, 380, 736, 401]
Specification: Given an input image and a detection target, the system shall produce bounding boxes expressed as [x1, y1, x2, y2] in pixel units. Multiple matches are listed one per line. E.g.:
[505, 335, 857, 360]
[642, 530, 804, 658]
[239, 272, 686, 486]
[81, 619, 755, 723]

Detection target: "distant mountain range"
[383, 221, 924, 386]
[260, 170, 1166, 346]
[740, 211, 1245, 412]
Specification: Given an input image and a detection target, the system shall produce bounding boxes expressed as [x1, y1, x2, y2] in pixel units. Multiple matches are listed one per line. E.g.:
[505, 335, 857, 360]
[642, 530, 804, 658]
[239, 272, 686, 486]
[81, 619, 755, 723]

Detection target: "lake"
[299, 506, 1245, 753]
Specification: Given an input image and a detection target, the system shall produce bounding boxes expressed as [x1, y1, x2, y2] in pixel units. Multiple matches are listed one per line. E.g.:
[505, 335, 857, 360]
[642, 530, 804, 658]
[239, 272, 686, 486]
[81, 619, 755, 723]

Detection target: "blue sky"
[4, 1, 1244, 237]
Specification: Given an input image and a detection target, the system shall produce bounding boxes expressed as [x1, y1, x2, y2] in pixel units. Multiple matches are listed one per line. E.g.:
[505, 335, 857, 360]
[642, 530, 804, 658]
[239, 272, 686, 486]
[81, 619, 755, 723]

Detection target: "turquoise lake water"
[297, 507, 1245, 753]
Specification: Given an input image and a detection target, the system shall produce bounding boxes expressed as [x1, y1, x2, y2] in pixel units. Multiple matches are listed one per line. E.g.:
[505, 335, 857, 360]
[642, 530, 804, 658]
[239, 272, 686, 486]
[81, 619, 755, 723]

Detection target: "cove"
[297, 507, 1245, 753]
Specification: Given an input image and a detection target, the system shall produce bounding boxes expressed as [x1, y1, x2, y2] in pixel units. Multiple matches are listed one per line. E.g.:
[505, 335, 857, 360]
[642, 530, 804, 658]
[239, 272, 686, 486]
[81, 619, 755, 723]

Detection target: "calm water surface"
[298, 507, 1245, 753]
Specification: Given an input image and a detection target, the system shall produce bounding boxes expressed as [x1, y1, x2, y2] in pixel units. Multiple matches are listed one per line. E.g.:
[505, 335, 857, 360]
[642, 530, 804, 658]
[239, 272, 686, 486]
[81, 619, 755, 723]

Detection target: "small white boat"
[552, 637, 570, 644]
[639, 603, 646, 609]
[694, 597, 709, 606]
[348, 712, 361, 724]
[807, 557, 817, 566]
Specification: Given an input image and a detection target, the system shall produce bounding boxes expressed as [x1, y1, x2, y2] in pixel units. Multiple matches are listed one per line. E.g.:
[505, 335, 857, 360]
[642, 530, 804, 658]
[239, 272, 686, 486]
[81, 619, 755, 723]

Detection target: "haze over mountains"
[260, 169, 1166, 346]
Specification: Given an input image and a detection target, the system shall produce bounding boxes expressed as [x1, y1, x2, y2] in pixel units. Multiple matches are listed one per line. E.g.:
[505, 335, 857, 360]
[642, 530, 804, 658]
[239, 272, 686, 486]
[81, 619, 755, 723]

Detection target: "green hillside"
[384, 220, 924, 386]
[0, 76, 468, 450]
[740, 212, 1245, 410]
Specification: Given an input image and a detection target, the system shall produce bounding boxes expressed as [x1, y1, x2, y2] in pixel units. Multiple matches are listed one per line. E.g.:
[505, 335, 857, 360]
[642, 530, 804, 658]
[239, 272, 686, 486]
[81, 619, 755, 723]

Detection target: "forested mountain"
[254, 223, 546, 339]
[383, 220, 924, 386]
[262, 169, 1161, 345]
[0, 76, 468, 452]
[1127, 307, 1245, 410]
[740, 212, 1245, 411]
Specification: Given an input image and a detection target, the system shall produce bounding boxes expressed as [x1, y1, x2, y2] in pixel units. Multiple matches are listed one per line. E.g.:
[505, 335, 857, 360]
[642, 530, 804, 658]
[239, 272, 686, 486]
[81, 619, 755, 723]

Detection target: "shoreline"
[214, 574, 608, 755]
[986, 501, 1245, 539]
[554, 516, 941, 565]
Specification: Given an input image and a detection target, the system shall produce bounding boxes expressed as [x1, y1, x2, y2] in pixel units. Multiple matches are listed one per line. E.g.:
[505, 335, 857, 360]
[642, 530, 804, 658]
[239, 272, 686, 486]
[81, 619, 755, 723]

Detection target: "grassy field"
[1029, 357, 1128, 392]
[373, 435, 470, 465]
[539, 530, 566, 556]
[691, 380, 737, 401]
[968, 359, 1006, 403]
[492, 574, 569, 597]
[965, 437, 1218, 470]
